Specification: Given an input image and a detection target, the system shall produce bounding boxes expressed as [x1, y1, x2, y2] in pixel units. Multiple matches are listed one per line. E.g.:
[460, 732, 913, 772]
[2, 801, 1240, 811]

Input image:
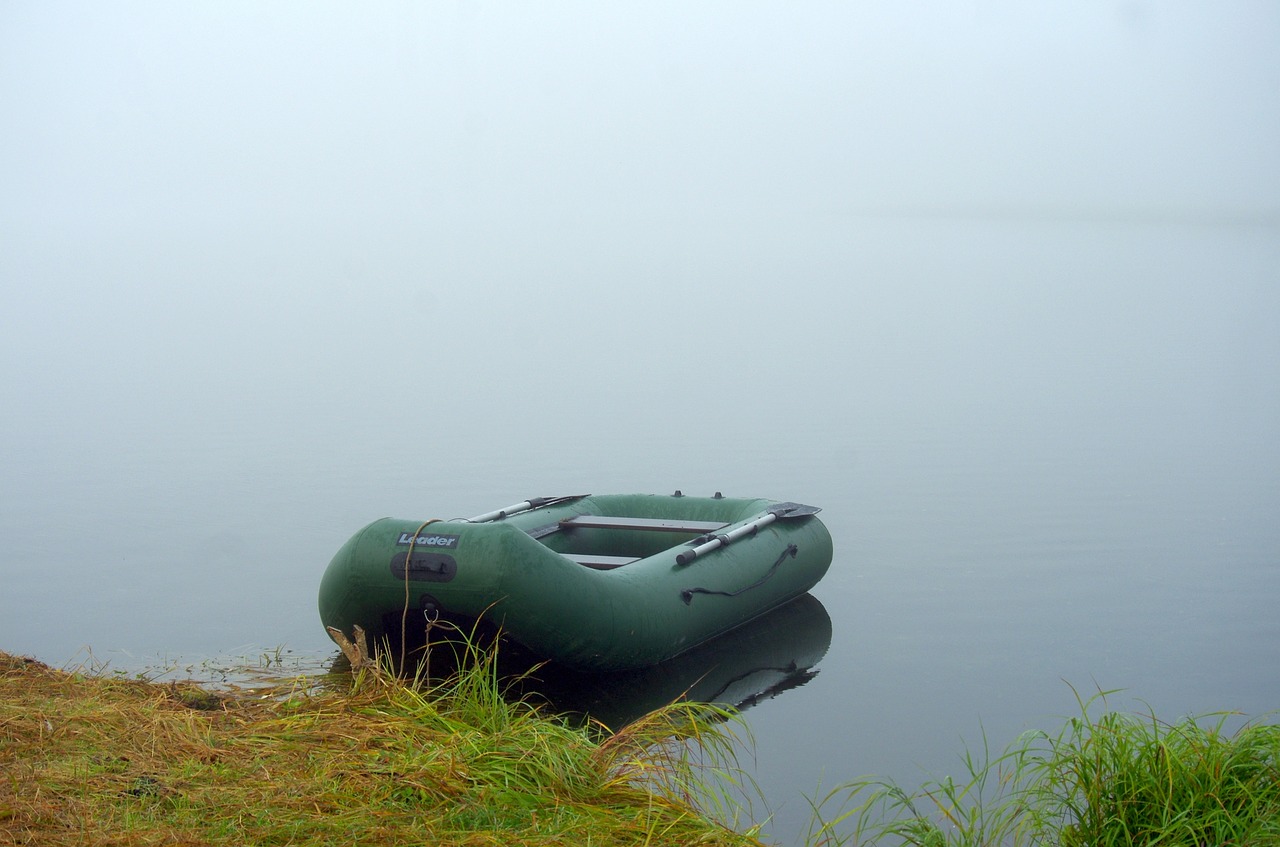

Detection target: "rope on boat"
[680, 544, 799, 605]
[400, 519, 441, 669]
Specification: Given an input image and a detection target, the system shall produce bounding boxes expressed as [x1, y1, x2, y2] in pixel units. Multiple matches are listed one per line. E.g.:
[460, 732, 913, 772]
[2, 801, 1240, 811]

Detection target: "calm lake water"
[3, 215, 1278, 844]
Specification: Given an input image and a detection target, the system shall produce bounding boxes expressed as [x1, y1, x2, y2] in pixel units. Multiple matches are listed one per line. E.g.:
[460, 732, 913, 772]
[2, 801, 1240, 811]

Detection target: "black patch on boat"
[390, 552, 458, 582]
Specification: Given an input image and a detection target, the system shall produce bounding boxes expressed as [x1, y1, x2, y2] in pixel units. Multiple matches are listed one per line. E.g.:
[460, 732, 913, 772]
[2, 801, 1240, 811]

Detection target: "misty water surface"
[3, 5, 1278, 844]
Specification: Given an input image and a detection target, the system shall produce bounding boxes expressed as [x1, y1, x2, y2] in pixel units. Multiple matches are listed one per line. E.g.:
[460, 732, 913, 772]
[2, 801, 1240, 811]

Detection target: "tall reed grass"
[805, 689, 1280, 846]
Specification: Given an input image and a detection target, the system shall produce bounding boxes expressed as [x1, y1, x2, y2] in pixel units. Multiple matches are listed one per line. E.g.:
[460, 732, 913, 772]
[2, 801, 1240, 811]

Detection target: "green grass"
[805, 689, 1280, 847]
[6, 638, 1276, 847]
[0, 644, 764, 847]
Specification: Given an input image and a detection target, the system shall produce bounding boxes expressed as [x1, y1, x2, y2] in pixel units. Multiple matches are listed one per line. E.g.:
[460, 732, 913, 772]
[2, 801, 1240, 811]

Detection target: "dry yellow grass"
[0, 650, 765, 847]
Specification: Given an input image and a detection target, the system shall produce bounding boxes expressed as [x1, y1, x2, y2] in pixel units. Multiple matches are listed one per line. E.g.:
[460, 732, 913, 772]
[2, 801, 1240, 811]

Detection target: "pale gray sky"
[2, 2, 1277, 454]
[3, 1, 1278, 235]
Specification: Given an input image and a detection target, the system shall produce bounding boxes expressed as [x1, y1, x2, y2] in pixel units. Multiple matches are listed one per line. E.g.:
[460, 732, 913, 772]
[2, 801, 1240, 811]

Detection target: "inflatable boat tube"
[318, 492, 834, 671]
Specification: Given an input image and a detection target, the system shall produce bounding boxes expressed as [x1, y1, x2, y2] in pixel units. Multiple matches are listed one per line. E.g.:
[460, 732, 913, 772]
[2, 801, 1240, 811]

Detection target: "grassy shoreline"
[5, 645, 1278, 846]
[0, 649, 763, 846]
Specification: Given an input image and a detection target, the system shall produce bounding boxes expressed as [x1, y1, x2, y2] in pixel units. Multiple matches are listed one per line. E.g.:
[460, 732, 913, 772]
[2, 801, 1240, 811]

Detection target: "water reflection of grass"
[0, 646, 763, 847]
[808, 688, 1280, 847]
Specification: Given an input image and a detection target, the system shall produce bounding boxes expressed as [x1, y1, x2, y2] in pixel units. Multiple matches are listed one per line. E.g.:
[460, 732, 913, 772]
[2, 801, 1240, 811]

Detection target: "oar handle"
[468, 501, 535, 523]
[467, 495, 588, 523]
[672, 502, 819, 566]
[675, 512, 778, 565]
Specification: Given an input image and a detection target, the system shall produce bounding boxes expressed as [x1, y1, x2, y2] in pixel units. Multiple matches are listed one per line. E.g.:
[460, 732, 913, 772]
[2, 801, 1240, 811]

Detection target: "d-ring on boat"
[318, 492, 834, 671]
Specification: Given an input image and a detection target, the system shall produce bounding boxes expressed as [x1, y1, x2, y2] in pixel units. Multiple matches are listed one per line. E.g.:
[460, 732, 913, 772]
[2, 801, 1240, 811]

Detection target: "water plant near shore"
[0, 648, 763, 846]
[806, 689, 1280, 846]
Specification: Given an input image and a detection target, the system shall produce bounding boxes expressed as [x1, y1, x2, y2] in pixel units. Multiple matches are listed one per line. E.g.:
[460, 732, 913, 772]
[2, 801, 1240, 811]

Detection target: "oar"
[675, 502, 820, 565]
[467, 495, 589, 523]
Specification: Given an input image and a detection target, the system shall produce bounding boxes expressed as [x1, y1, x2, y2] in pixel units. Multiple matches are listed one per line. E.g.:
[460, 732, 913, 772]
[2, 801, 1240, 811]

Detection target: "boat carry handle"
[682, 544, 799, 604]
[467, 495, 589, 523]
[675, 502, 820, 566]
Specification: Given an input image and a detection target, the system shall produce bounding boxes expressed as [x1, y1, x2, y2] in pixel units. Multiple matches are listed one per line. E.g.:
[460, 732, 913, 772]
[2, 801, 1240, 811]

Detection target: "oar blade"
[769, 502, 822, 518]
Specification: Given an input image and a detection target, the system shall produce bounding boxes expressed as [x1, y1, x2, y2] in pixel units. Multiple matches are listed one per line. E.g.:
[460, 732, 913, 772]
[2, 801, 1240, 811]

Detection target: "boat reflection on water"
[505, 593, 832, 730]
[332, 594, 831, 731]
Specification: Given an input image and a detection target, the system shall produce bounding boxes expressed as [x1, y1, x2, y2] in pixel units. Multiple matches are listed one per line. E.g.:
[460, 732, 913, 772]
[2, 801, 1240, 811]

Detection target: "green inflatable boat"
[318, 492, 834, 671]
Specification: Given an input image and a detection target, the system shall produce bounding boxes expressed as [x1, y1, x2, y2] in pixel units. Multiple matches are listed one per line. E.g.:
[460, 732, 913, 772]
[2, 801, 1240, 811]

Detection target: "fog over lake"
[3, 4, 1278, 843]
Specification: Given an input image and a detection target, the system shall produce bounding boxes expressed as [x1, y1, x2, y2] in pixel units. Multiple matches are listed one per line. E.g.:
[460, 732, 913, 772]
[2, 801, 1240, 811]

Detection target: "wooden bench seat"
[558, 515, 729, 533]
[538, 516, 733, 568]
[559, 553, 642, 570]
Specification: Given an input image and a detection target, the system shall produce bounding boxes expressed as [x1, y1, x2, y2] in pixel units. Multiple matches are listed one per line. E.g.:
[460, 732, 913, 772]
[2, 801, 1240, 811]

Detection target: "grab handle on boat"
[675, 502, 819, 565]
[467, 495, 589, 523]
[682, 544, 799, 604]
